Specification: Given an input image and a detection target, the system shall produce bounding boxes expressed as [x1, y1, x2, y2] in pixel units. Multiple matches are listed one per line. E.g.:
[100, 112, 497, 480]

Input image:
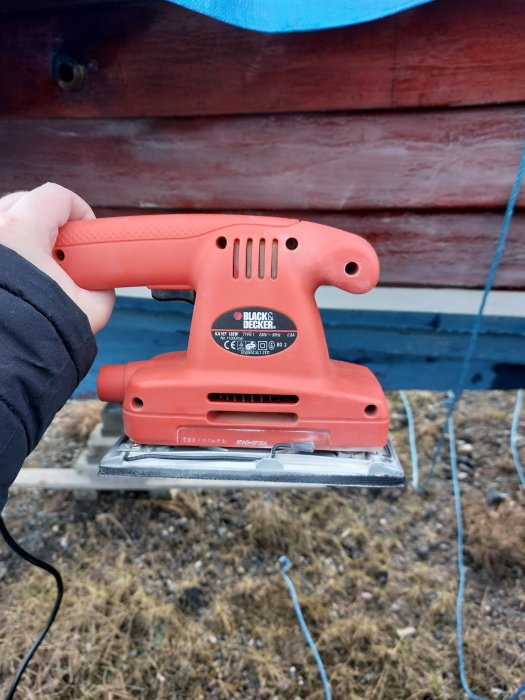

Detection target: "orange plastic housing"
[55, 214, 389, 450]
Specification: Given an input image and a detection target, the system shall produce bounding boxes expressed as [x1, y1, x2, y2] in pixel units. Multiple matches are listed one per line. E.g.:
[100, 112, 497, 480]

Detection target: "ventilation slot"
[233, 239, 240, 278]
[246, 238, 253, 278]
[208, 393, 299, 404]
[234, 238, 276, 279]
[271, 239, 278, 279]
[258, 239, 266, 278]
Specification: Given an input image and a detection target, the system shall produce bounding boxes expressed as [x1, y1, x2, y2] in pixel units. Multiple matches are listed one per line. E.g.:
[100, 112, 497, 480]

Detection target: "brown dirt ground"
[0, 391, 524, 700]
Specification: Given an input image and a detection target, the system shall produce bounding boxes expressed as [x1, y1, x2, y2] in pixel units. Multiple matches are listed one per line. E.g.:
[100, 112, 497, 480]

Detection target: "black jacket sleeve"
[0, 244, 97, 512]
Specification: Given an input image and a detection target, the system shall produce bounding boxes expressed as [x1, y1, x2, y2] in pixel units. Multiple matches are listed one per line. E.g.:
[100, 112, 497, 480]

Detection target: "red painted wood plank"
[92, 209, 525, 290]
[1, 0, 524, 117]
[2, 108, 524, 210]
[310, 211, 525, 290]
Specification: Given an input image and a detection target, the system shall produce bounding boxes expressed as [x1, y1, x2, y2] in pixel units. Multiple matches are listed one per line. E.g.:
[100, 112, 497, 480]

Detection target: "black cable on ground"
[0, 515, 64, 700]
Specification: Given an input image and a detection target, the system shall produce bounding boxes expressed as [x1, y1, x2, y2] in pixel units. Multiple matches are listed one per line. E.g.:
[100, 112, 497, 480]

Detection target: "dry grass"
[58, 401, 104, 441]
[0, 392, 524, 699]
[464, 491, 525, 576]
[24, 400, 104, 470]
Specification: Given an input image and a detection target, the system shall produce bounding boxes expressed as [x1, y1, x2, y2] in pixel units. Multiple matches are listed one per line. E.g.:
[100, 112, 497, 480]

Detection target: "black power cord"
[0, 515, 63, 700]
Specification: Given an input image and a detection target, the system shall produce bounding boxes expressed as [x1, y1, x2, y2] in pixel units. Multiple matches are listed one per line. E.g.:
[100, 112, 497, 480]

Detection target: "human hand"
[0, 183, 115, 333]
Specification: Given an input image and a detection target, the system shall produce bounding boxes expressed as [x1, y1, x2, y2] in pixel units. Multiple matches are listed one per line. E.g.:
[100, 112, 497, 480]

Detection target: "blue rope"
[509, 683, 525, 700]
[510, 389, 525, 487]
[277, 556, 332, 700]
[422, 138, 525, 492]
[449, 403, 525, 700]
[448, 406, 487, 700]
[399, 391, 419, 491]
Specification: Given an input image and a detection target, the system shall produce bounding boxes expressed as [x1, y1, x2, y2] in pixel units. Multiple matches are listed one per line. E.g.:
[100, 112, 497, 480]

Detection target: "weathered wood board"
[1, 0, 525, 117]
[2, 108, 525, 211]
[1, 0, 524, 295]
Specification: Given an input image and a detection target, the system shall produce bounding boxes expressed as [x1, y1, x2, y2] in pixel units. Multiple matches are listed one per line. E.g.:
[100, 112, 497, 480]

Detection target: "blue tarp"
[168, 0, 434, 33]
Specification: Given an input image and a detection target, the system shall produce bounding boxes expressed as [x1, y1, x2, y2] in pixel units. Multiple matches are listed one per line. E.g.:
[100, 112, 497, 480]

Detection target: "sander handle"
[55, 214, 379, 295]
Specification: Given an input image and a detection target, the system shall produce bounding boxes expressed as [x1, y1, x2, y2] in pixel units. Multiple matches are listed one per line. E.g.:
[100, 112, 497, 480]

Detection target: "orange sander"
[55, 214, 404, 488]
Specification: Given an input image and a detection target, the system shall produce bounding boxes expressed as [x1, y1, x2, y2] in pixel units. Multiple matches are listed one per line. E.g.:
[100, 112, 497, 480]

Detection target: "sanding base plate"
[98, 437, 405, 489]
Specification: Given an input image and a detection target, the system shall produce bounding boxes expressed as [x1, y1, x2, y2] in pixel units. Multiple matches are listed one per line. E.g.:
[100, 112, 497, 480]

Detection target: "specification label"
[211, 307, 297, 357]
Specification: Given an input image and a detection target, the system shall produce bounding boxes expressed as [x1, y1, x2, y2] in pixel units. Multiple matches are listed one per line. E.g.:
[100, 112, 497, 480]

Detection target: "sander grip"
[54, 214, 380, 294]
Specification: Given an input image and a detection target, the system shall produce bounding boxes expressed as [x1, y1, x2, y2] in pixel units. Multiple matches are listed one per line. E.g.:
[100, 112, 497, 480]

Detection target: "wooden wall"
[1, 0, 525, 289]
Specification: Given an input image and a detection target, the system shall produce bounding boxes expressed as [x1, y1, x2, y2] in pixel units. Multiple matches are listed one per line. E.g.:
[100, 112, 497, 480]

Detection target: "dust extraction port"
[207, 411, 298, 425]
[208, 393, 299, 404]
